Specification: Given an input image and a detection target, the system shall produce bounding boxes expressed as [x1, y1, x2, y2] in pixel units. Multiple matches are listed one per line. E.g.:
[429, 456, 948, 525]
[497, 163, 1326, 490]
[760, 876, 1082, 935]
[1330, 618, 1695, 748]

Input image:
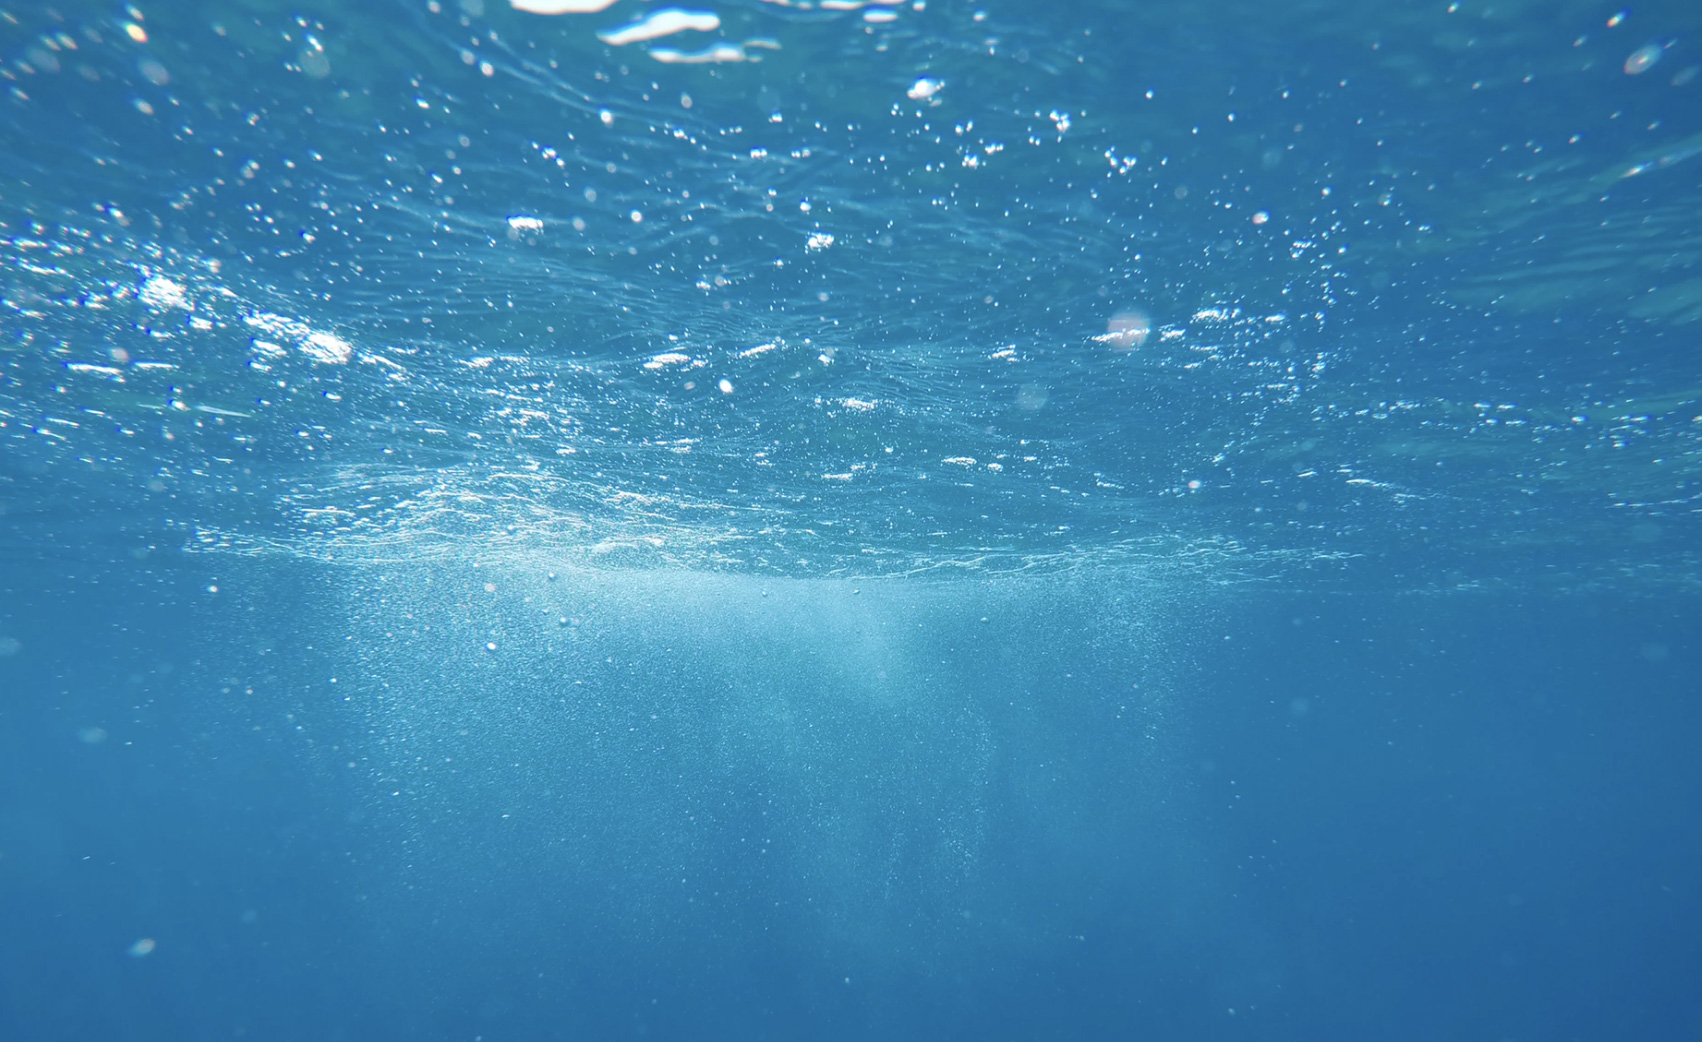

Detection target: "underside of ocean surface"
[1, 1, 1699, 1040]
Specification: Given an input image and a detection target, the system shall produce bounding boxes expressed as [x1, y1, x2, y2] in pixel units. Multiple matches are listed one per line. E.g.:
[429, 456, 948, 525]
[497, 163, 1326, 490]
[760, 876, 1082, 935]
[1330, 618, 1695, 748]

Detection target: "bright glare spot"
[718, 378, 735, 394]
[1094, 310, 1151, 350]
[299, 47, 331, 78]
[124, 23, 148, 43]
[1015, 383, 1048, 411]
[1624, 43, 1662, 75]
[128, 938, 156, 958]
[509, 0, 620, 12]
[597, 9, 721, 46]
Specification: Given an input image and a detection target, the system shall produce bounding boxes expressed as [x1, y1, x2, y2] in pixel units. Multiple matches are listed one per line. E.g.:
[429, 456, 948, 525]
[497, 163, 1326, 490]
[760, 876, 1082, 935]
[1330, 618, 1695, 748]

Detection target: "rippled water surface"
[3, 0, 1697, 583]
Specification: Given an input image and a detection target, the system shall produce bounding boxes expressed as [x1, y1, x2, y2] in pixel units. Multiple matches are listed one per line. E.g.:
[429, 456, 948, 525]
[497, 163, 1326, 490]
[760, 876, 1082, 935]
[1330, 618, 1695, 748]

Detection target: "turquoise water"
[1, 1, 1699, 1039]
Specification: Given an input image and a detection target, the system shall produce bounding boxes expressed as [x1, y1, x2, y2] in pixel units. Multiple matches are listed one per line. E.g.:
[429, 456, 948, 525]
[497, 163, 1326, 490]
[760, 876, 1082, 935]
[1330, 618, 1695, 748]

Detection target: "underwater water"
[1, 0, 1699, 1039]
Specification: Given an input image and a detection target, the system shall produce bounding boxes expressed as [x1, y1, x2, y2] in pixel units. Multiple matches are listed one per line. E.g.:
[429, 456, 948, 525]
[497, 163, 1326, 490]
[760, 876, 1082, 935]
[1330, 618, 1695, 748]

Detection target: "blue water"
[3, 0, 1700, 1039]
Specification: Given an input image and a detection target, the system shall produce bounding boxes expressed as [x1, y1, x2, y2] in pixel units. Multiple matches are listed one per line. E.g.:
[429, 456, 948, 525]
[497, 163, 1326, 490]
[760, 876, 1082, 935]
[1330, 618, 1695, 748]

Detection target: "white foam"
[650, 42, 751, 64]
[140, 275, 188, 310]
[302, 331, 354, 365]
[907, 78, 942, 101]
[245, 312, 353, 365]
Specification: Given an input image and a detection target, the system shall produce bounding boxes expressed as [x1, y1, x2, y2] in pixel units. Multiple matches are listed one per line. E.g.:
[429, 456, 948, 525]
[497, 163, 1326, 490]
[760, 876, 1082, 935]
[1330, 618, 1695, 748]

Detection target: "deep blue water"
[3, 0, 1701, 1039]
[4, 560, 1699, 1040]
